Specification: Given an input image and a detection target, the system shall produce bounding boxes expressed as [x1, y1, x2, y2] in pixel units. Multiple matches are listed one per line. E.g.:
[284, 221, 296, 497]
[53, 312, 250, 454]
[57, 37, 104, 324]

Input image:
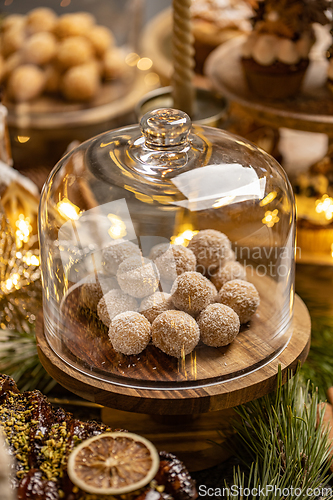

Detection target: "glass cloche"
[39, 108, 296, 390]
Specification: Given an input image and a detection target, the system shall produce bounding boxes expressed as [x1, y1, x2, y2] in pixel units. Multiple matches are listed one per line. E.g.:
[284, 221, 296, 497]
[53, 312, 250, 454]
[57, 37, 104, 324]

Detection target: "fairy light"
[107, 213, 127, 239]
[137, 57, 153, 71]
[315, 194, 333, 221]
[16, 136, 30, 144]
[57, 198, 80, 220]
[262, 209, 279, 228]
[171, 229, 199, 246]
[15, 215, 32, 248]
[259, 191, 277, 207]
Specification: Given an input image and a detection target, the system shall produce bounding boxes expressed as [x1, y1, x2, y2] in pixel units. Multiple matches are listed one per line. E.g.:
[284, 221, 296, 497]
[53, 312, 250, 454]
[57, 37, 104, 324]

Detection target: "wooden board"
[205, 37, 333, 135]
[36, 293, 311, 415]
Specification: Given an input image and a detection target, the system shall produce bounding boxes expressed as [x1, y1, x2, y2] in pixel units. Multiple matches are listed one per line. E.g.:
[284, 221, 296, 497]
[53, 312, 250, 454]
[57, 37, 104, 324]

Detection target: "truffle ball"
[103, 48, 128, 79]
[187, 229, 231, 273]
[139, 292, 173, 323]
[57, 36, 93, 69]
[1, 26, 25, 57]
[109, 311, 151, 355]
[198, 303, 240, 347]
[8, 65, 45, 102]
[54, 12, 95, 38]
[1, 53, 21, 82]
[87, 25, 114, 56]
[97, 289, 138, 327]
[211, 261, 247, 291]
[117, 256, 160, 299]
[102, 239, 141, 275]
[80, 274, 118, 311]
[148, 242, 171, 261]
[152, 310, 200, 358]
[61, 63, 99, 101]
[26, 8, 57, 33]
[154, 245, 197, 282]
[1, 14, 26, 33]
[218, 279, 260, 324]
[170, 271, 217, 315]
[22, 32, 57, 65]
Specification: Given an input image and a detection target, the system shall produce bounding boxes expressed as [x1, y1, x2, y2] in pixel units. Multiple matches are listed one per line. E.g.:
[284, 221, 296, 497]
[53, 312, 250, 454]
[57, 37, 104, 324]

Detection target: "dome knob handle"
[140, 108, 191, 148]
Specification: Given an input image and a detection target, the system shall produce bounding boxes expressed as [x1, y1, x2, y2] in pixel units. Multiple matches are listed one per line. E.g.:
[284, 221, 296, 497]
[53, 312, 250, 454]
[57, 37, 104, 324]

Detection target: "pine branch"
[0, 328, 56, 394]
[224, 369, 333, 499]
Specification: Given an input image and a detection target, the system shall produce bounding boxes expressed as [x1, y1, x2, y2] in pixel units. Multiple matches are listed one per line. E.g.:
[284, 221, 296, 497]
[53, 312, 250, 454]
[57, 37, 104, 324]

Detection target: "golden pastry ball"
[103, 48, 128, 79]
[26, 8, 57, 34]
[1, 14, 26, 33]
[62, 63, 99, 101]
[8, 64, 45, 102]
[57, 36, 93, 69]
[54, 12, 95, 38]
[1, 26, 25, 57]
[87, 25, 115, 57]
[22, 32, 57, 65]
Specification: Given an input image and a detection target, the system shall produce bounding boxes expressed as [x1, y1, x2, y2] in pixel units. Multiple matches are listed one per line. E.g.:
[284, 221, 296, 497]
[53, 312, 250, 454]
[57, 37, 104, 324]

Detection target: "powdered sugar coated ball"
[211, 261, 247, 291]
[218, 279, 260, 324]
[171, 271, 217, 315]
[80, 273, 118, 311]
[139, 292, 173, 323]
[109, 311, 151, 355]
[198, 303, 240, 347]
[154, 245, 196, 282]
[148, 242, 171, 261]
[102, 239, 141, 275]
[187, 229, 231, 273]
[97, 289, 138, 327]
[117, 256, 160, 299]
[152, 310, 200, 357]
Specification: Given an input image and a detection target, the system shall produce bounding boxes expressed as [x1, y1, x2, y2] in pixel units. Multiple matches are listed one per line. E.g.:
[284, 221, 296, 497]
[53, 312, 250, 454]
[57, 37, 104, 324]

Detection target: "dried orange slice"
[67, 431, 160, 495]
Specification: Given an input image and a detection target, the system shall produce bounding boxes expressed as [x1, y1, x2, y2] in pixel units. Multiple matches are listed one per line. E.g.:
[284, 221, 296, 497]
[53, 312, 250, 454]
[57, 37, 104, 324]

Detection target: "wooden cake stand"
[205, 36, 333, 136]
[36, 291, 311, 470]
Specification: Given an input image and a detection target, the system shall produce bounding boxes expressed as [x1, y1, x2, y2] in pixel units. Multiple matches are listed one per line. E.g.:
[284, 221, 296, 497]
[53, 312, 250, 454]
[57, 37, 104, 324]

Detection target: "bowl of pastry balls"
[0, 4, 149, 174]
[79, 229, 260, 359]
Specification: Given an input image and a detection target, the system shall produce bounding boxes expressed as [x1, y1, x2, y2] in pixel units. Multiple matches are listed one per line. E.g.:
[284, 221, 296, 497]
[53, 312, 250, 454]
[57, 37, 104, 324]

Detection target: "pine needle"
[225, 368, 333, 499]
[0, 328, 56, 393]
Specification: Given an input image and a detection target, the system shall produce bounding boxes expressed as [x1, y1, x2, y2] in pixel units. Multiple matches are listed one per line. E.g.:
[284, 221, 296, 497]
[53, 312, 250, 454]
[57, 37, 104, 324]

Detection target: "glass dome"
[39, 108, 296, 390]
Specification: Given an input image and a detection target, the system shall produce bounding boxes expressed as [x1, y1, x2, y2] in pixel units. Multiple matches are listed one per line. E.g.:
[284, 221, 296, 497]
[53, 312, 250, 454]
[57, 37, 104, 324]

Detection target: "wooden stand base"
[36, 294, 311, 471]
[36, 294, 311, 414]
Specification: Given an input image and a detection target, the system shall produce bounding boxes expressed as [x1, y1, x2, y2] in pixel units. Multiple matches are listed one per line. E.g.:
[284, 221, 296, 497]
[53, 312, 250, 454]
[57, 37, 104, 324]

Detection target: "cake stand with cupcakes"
[36, 107, 311, 470]
[205, 0, 333, 264]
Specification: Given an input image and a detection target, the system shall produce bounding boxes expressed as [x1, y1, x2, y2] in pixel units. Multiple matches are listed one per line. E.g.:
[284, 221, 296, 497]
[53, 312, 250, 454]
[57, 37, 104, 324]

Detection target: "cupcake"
[192, 0, 252, 74]
[241, 0, 330, 99]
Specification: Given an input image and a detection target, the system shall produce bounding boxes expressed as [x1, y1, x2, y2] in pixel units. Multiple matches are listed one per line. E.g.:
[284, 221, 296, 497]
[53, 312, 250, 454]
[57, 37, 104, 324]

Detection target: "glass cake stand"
[205, 36, 333, 265]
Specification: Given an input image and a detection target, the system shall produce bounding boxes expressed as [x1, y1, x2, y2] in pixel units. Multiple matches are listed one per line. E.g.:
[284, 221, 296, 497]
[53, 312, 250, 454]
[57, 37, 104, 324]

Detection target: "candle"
[172, 0, 196, 117]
